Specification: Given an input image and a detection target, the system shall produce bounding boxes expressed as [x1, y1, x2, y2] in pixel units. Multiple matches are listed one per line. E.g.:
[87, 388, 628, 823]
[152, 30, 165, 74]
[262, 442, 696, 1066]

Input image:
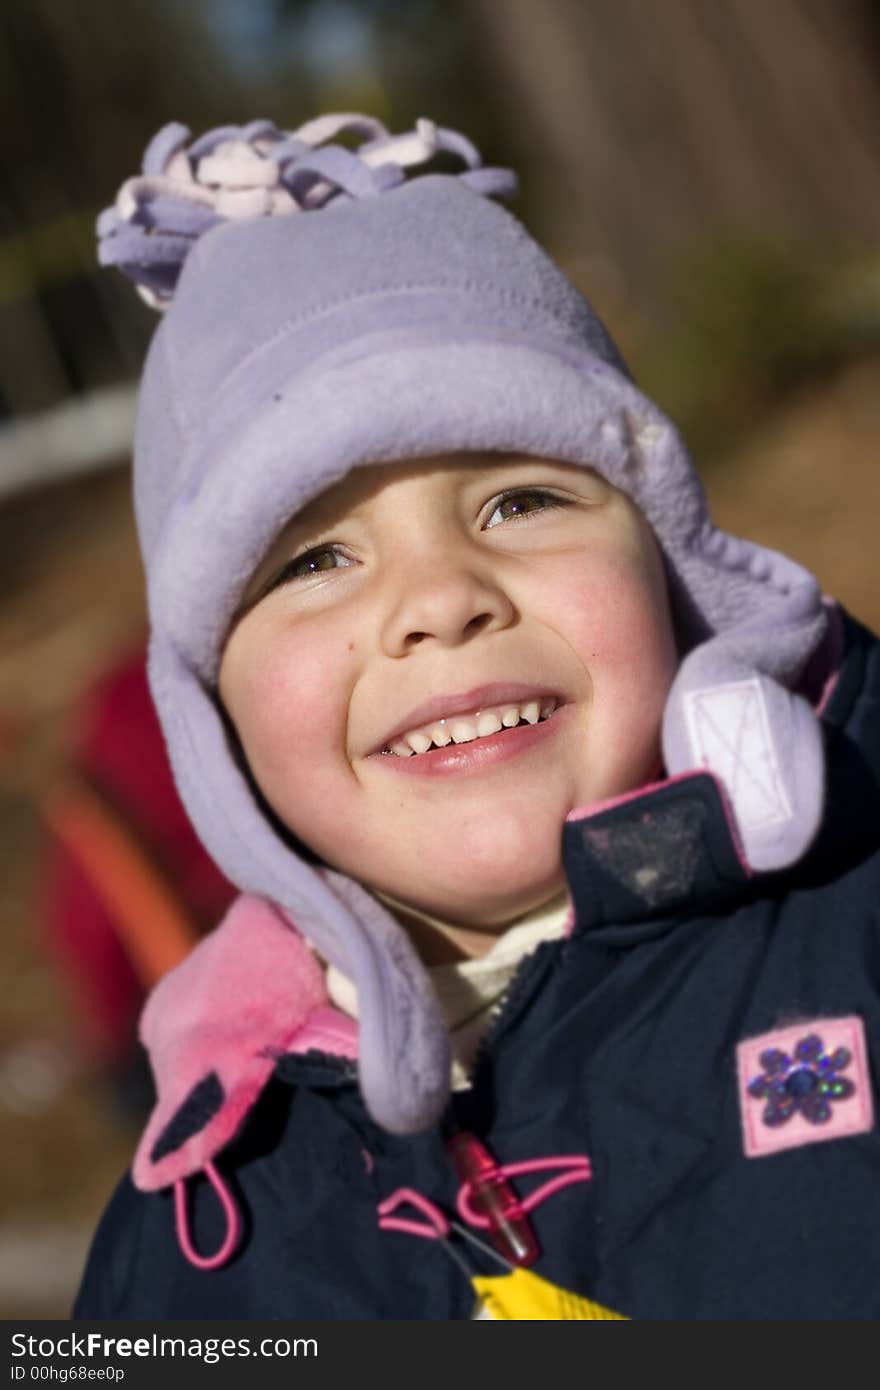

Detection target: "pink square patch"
[737, 1016, 874, 1158]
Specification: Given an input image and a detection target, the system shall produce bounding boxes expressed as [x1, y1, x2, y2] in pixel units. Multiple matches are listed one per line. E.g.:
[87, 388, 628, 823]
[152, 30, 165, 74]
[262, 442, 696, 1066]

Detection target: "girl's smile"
[369, 687, 573, 778]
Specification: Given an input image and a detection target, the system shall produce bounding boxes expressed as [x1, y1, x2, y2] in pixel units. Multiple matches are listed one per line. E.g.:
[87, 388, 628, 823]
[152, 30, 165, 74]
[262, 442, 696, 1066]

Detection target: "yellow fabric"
[472, 1267, 627, 1320]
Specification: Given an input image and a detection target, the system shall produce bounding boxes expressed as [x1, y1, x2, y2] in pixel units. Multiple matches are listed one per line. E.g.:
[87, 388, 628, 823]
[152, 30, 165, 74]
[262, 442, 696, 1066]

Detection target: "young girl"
[75, 114, 880, 1319]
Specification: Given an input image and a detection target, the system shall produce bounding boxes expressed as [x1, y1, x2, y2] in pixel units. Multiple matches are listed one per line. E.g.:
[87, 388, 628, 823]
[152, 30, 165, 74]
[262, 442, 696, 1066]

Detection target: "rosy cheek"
[595, 584, 677, 749]
[545, 548, 676, 694]
[226, 626, 345, 788]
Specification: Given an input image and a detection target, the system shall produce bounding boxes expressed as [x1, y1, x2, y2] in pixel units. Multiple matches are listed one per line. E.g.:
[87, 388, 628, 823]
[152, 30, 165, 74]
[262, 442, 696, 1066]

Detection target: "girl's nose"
[379, 554, 516, 657]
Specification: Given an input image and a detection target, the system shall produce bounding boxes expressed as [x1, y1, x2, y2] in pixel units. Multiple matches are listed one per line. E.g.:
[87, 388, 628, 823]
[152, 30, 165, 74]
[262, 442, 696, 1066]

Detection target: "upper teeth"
[387, 698, 558, 757]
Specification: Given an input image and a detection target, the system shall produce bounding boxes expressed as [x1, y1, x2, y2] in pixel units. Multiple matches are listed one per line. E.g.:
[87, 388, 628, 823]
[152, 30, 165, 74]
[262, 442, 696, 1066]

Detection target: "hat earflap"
[149, 635, 451, 1134]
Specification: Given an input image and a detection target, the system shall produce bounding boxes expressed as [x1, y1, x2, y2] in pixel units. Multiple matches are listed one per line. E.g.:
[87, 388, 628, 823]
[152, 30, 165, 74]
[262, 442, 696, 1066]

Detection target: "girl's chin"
[375, 864, 568, 931]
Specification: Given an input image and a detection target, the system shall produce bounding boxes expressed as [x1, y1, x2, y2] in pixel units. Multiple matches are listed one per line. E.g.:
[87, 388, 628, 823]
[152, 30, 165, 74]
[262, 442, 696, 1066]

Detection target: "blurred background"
[2, 0, 880, 1318]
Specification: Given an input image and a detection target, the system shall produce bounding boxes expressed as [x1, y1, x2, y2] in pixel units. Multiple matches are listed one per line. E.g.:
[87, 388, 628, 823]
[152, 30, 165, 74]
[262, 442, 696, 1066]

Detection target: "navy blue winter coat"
[74, 610, 880, 1319]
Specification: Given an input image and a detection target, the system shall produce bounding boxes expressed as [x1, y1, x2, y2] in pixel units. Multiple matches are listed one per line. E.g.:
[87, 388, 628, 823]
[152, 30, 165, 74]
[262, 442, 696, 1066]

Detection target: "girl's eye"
[483, 489, 566, 529]
[277, 544, 351, 585]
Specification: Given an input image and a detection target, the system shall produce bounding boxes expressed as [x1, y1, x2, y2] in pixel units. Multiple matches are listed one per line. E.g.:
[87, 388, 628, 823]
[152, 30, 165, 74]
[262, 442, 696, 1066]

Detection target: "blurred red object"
[40, 640, 235, 1077]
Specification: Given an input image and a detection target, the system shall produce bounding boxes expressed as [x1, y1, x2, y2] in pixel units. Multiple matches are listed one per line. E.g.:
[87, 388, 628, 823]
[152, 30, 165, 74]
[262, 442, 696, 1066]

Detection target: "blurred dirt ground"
[0, 466, 146, 1319]
[1, 358, 879, 1318]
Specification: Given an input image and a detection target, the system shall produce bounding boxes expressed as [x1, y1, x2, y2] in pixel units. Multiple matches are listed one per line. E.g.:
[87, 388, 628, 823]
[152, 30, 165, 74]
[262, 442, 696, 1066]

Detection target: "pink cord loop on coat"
[173, 1160, 241, 1270]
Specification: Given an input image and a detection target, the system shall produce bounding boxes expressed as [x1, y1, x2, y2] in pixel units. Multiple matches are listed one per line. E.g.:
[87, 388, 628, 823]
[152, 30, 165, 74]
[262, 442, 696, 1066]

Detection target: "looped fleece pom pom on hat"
[96, 113, 518, 310]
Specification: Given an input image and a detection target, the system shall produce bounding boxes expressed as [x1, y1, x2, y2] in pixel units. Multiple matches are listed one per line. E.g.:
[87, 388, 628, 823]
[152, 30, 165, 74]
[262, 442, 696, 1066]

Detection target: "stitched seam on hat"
[210, 280, 597, 396]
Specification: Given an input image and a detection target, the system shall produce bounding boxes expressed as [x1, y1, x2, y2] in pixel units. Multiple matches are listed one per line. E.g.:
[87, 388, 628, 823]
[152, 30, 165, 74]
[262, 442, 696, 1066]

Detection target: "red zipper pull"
[447, 1131, 540, 1267]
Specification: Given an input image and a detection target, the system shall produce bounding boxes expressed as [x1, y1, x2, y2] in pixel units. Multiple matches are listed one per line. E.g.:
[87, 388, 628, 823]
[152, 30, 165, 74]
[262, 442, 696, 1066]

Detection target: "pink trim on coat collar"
[814, 599, 844, 716]
[565, 769, 753, 878]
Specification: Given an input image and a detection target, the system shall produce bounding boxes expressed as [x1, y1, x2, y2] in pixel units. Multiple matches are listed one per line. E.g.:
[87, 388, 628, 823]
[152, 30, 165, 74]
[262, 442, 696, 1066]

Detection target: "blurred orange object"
[39, 641, 235, 1076]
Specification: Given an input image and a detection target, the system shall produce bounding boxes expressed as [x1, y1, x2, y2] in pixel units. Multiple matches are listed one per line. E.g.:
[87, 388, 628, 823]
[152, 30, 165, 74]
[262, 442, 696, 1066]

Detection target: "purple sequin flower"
[747, 1033, 855, 1127]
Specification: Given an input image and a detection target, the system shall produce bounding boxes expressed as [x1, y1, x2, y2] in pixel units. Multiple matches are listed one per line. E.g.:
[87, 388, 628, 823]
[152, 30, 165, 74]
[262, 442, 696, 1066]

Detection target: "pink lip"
[368, 700, 574, 778]
[370, 682, 564, 755]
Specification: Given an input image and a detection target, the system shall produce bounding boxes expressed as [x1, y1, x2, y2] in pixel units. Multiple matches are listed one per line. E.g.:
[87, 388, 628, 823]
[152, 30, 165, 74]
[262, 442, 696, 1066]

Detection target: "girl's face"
[218, 454, 678, 933]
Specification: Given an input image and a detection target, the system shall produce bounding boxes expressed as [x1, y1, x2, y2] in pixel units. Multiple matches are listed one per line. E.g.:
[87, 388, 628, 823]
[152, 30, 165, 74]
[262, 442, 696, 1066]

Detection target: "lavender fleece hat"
[99, 115, 828, 1134]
